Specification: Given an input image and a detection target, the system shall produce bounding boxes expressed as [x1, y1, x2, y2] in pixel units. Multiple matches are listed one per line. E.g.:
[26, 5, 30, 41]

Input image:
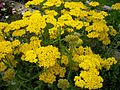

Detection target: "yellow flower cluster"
[12, 29, 26, 37]
[0, 35, 5, 41]
[45, 10, 58, 16]
[36, 45, 60, 68]
[23, 50, 38, 63]
[64, 2, 87, 10]
[0, 22, 8, 35]
[101, 57, 117, 70]
[0, 41, 12, 60]
[0, 54, 17, 72]
[86, 20, 112, 45]
[109, 26, 117, 36]
[79, 54, 102, 70]
[0, 40, 19, 73]
[74, 69, 103, 89]
[4, 18, 28, 33]
[64, 2, 87, 20]
[20, 42, 60, 68]
[0, 39, 19, 74]
[43, 0, 63, 7]
[89, 1, 100, 7]
[72, 46, 93, 63]
[0, 0, 118, 88]
[19, 1, 116, 45]
[48, 27, 59, 39]
[0, 62, 7, 72]
[12, 40, 21, 47]
[2, 10, 46, 36]
[112, 3, 120, 10]
[73, 46, 117, 89]
[57, 13, 84, 29]
[25, 0, 44, 8]
[26, 10, 46, 35]
[20, 37, 41, 63]
[39, 63, 66, 83]
[7, 0, 115, 45]
[19, 37, 41, 54]
[88, 10, 108, 21]
[61, 55, 69, 66]
[39, 71, 56, 84]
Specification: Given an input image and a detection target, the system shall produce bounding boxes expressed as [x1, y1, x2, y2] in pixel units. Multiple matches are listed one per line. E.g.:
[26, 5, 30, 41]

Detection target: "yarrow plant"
[0, 0, 120, 90]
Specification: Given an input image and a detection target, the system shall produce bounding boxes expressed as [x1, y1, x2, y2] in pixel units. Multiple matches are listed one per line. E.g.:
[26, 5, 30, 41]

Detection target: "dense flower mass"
[0, 0, 116, 45]
[39, 63, 66, 83]
[39, 71, 56, 84]
[36, 45, 60, 68]
[0, 0, 119, 90]
[74, 69, 103, 89]
[25, 0, 44, 8]
[73, 46, 117, 89]
[0, 41, 12, 60]
[89, 1, 100, 7]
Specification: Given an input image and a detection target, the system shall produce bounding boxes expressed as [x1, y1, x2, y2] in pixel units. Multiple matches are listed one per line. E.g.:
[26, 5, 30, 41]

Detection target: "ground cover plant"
[0, 0, 120, 90]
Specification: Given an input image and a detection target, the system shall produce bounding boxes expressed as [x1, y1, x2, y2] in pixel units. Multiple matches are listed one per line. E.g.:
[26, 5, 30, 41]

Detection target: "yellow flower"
[29, 40, 41, 50]
[49, 63, 66, 77]
[112, 3, 120, 10]
[12, 40, 21, 47]
[44, 15, 57, 26]
[30, 36, 39, 41]
[87, 32, 99, 38]
[74, 69, 103, 89]
[25, 0, 44, 8]
[0, 22, 8, 35]
[102, 37, 111, 45]
[61, 55, 68, 66]
[64, 2, 87, 10]
[26, 10, 46, 35]
[23, 11, 32, 18]
[89, 1, 99, 7]
[0, 41, 12, 60]
[86, 20, 111, 45]
[66, 28, 74, 33]
[109, 26, 117, 36]
[109, 29, 117, 36]
[0, 62, 7, 72]
[43, 0, 63, 7]
[4, 19, 28, 33]
[23, 50, 38, 63]
[39, 71, 56, 84]
[79, 54, 102, 70]
[36, 45, 60, 68]
[74, 76, 85, 88]
[75, 21, 84, 30]
[45, 10, 58, 16]
[48, 27, 59, 39]
[102, 57, 117, 70]
[0, 35, 5, 42]
[19, 43, 32, 54]
[12, 29, 26, 37]
[39, 63, 66, 84]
